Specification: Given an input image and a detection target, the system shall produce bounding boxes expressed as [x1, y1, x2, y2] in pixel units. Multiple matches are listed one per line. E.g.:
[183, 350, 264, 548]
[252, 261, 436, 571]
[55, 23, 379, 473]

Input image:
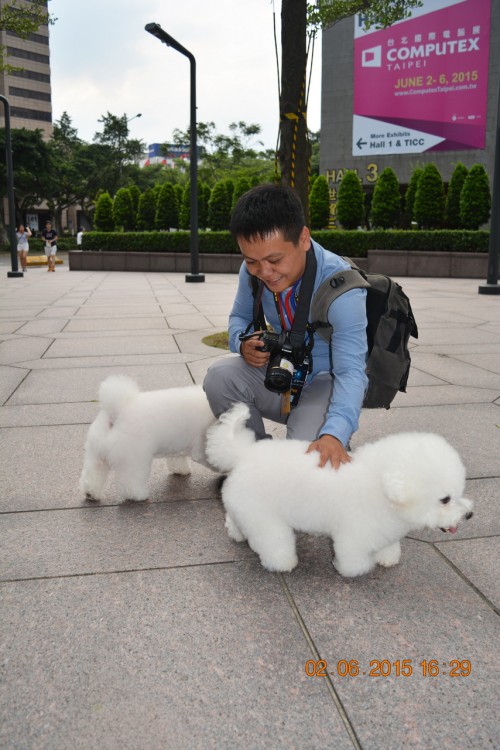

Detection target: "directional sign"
[353, 0, 491, 155]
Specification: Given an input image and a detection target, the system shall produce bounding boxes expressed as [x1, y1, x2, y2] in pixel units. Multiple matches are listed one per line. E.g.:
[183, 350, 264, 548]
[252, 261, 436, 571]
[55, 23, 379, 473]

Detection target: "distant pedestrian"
[76, 226, 84, 248]
[42, 221, 58, 272]
[16, 224, 32, 272]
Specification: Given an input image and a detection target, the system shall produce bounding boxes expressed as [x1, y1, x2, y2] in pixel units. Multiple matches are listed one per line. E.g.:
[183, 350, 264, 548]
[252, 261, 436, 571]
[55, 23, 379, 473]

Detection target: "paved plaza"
[1, 254, 499, 749]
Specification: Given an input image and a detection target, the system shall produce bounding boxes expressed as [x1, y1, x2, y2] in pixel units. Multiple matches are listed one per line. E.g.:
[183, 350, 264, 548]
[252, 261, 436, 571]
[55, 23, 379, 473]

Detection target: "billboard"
[353, 0, 492, 156]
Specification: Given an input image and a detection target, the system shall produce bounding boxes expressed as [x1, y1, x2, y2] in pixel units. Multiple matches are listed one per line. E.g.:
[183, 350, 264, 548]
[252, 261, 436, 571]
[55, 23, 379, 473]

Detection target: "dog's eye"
[440, 496, 451, 505]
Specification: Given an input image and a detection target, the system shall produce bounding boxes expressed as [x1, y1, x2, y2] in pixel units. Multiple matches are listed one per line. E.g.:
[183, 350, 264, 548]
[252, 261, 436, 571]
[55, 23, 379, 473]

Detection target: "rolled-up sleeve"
[319, 287, 368, 446]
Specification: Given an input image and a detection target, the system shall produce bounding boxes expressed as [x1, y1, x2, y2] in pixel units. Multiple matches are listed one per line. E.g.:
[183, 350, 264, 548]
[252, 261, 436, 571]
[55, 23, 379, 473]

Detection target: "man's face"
[238, 227, 311, 294]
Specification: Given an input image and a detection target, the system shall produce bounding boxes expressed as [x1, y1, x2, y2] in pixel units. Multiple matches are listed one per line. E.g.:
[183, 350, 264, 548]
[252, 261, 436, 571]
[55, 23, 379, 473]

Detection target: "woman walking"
[16, 224, 32, 272]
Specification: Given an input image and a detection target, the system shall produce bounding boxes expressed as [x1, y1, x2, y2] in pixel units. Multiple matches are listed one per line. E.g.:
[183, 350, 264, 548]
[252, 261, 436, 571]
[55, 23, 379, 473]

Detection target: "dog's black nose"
[465, 512, 473, 520]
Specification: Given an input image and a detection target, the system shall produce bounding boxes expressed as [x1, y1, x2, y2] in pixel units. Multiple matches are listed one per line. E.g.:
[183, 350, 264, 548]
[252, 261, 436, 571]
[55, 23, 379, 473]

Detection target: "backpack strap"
[311, 267, 370, 342]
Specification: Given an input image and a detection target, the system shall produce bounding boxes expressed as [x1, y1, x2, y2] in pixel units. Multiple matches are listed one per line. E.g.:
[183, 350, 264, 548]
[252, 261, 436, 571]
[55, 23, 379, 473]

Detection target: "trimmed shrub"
[413, 163, 445, 229]
[79, 229, 488, 256]
[129, 185, 141, 215]
[403, 167, 423, 226]
[113, 188, 136, 231]
[446, 163, 468, 229]
[336, 171, 365, 230]
[208, 180, 231, 230]
[309, 174, 330, 230]
[460, 164, 491, 229]
[155, 183, 178, 231]
[371, 167, 401, 229]
[231, 177, 251, 211]
[136, 189, 157, 231]
[94, 192, 115, 232]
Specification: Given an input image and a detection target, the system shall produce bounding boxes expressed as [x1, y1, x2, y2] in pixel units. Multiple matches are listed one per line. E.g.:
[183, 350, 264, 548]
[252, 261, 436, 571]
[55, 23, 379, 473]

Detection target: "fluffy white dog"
[80, 375, 216, 501]
[206, 404, 474, 576]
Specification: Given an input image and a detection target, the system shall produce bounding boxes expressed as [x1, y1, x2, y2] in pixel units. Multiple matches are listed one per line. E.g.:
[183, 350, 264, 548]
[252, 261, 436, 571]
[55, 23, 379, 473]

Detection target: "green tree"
[371, 167, 401, 229]
[403, 167, 423, 226]
[94, 192, 115, 231]
[129, 185, 141, 215]
[93, 112, 145, 195]
[173, 184, 184, 229]
[155, 182, 178, 231]
[336, 170, 365, 230]
[446, 163, 468, 229]
[113, 188, 135, 231]
[413, 163, 445, 229]
[459, 164, 491, 230]
[199, 182, 210, 230]
[309, 174, 330, 230]
[208, 181, 231, 230]
[0, 127, 48, 224]
[231, 177, 251, 211]
[136, 188, 157, 231]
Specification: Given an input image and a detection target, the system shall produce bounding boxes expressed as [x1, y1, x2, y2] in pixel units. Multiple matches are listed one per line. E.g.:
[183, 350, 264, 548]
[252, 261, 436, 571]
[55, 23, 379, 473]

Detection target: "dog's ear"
[382, 472, 410, 505]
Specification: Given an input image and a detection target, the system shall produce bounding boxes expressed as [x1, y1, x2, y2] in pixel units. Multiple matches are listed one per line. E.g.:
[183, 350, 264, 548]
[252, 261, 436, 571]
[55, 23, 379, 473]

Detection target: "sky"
[48, 0, 323, 152]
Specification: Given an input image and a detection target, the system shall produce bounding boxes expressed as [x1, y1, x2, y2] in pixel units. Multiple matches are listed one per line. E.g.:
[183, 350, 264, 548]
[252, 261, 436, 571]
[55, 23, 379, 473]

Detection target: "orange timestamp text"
[305, 659, 472, 678]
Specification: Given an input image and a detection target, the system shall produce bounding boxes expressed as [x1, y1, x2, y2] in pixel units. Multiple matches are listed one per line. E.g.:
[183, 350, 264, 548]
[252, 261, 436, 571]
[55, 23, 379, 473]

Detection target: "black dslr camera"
[238, 330, 309, 394]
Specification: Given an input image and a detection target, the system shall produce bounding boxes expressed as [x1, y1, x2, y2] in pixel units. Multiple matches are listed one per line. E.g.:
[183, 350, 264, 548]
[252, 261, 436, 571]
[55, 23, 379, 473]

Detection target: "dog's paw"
[260, 552, 299, 573]
[332, 556, 374, 577]
[225, 515, 246, 542]
[375, 542, 401, 568]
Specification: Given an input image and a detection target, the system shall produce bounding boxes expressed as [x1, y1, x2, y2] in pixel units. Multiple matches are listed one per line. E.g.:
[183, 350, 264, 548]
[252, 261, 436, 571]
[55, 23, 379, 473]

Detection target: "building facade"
[320, 0, 499, 227]
[0, 0, 52, 137]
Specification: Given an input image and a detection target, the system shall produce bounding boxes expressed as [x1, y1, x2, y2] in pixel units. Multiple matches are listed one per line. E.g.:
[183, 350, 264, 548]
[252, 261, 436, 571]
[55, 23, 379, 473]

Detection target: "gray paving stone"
[0, 402, 97, 428]
[18, 352, 208, 370]
[16, 319, 68, 335]
[64, 317, 170, 332]
[0, 566, 354, 750]
[0, 365, 28, 406]
[0, 337, 51, 365]
[44, 333, 179, 359]
[409, 352, 500, 389]
[435, 537, 500, 608]
[284, 539, 500, 750]
[4, 365, 195, 406]
[355, 403, 500, 477]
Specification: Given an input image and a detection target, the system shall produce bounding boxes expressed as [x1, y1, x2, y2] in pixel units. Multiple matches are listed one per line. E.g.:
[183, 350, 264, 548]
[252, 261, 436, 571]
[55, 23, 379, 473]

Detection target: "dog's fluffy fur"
[80, 375, 216, 501]
[206, 404, 474, 576]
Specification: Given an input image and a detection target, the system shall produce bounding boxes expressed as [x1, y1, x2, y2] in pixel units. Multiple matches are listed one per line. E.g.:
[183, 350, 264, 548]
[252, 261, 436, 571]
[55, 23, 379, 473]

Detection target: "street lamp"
[145, 21, 204, 283]
[0, 95, 23, 277]
[127, 113, 142, 124]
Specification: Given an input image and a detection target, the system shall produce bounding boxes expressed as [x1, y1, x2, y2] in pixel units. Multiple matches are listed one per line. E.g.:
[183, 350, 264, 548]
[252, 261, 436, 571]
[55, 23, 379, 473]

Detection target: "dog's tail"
[98, 375, 140, 423]
[205, 403, 256, 473]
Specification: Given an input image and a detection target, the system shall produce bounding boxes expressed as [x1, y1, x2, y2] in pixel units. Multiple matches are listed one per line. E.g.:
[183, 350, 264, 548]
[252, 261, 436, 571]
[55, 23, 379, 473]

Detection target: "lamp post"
[119, 113, 142, 177]
[145, 22, 204, 283]
[478, 75, 500, 295]
[0, 95, 23, 277]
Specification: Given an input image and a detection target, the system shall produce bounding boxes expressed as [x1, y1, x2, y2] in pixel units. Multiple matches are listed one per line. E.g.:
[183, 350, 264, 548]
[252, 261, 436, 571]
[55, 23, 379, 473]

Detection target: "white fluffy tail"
[205, 403, 256, 473]
[98, 375, 140, 423]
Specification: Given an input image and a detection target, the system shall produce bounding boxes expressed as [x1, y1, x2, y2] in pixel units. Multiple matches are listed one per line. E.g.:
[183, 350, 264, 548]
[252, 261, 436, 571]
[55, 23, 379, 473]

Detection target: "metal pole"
[145, 22, 204, 282]
[0, 95, 23, 278]
[478, 70, 500, 294]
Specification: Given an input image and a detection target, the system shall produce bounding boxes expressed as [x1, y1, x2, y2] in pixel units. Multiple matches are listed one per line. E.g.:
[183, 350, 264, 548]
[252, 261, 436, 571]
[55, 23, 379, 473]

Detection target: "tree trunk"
[279, 0, 311, 224]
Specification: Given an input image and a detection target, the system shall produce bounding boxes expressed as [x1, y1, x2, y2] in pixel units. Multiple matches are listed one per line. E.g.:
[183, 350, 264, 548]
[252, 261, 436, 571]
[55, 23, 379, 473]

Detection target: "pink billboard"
[353, 0, 492, 156]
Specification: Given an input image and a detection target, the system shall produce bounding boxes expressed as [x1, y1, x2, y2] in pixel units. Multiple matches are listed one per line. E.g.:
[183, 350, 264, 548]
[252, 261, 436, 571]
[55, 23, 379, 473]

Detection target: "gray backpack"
[310, 259, 418, 409]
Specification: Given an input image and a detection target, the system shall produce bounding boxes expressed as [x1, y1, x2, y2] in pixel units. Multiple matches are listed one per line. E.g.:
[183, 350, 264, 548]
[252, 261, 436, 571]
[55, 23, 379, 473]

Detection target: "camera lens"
[264, 353, 294, 393]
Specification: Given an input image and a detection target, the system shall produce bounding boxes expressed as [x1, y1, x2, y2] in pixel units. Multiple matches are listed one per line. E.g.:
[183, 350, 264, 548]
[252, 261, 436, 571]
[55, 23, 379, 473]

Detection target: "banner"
[353, 0, 491, 156]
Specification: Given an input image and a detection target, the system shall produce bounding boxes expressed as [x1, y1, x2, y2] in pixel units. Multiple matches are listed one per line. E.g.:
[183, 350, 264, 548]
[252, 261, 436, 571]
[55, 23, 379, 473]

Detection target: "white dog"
[80, 375, 216, 501]
[206, 404, 474, 576]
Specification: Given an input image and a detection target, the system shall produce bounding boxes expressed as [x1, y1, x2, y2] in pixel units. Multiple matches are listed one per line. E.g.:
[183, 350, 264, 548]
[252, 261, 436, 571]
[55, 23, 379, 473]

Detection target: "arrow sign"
[356, 137, 367, 149]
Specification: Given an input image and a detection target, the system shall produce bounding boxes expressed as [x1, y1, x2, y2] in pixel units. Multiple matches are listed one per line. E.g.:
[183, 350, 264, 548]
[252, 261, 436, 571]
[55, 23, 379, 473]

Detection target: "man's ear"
[382, 472, 410, 505]
[299, 226, 311, 250]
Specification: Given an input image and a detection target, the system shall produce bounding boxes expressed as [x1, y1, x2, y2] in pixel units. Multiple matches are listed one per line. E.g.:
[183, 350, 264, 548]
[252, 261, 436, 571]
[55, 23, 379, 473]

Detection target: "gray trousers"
[203, 355, 334, 441]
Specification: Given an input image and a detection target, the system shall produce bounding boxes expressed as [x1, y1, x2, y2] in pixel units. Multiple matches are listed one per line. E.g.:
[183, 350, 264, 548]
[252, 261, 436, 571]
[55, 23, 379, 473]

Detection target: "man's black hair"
[229, 183, 305, 245]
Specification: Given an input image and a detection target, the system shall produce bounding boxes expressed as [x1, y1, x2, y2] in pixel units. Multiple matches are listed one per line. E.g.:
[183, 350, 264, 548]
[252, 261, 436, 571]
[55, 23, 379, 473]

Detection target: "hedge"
[79, 229, 489, 256]
[1, 237, 79, 252]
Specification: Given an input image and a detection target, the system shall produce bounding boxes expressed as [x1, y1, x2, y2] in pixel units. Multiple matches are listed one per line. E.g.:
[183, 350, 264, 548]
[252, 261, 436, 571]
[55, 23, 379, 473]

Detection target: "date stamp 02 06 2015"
[305, 659, 472, 678]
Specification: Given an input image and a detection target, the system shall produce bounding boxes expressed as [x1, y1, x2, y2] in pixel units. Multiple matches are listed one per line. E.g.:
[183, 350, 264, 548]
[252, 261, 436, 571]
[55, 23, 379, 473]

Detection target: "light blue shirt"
[228, 239, 368, 446]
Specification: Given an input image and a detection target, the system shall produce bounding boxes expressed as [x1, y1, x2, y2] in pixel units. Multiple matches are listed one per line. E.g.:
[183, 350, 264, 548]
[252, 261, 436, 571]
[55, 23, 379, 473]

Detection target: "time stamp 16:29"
[305, 659, 472, 678]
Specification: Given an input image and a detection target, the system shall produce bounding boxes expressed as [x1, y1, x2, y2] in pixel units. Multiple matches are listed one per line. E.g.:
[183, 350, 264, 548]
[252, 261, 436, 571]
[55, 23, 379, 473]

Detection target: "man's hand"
[306, 434, 351, 470]
[240, 335, 270, 368]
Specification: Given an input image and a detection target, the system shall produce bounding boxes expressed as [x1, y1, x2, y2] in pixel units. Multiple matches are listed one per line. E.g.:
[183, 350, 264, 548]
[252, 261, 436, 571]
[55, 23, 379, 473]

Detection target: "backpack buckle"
[330, 276, 345, 288]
